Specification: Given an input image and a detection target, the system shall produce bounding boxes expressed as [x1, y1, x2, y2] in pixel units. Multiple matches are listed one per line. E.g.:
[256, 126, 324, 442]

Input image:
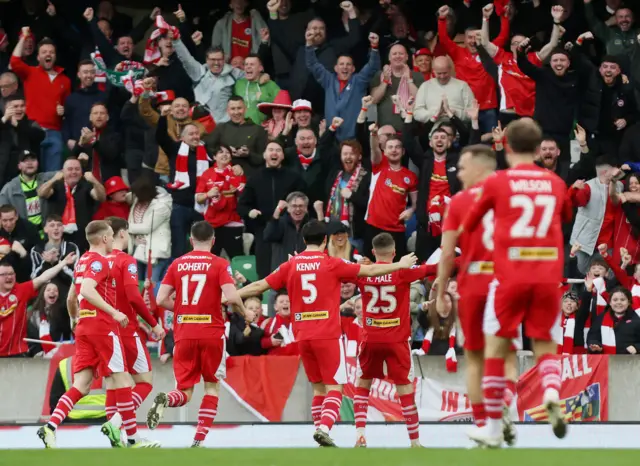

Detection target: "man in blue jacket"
[305, 32, 380, 141]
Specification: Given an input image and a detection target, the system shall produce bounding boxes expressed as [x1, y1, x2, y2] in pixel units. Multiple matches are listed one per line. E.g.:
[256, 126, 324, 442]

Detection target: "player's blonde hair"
[460, 144, 497, 171]
[85, 220, 112, 245]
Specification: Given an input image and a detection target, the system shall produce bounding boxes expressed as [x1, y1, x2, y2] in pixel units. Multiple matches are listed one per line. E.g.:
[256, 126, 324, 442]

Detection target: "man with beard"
[0, 150, 54, 239]
[402, 116, 461, 262]
[0, 94, 45, 187]
[62, 61, 107, 152]
[517, 39, 591, 180]
[585, 1, 637, 69]
[238, 141, 306, 278]
[582, 55, 636, 162]
[10, 29, 71, 173]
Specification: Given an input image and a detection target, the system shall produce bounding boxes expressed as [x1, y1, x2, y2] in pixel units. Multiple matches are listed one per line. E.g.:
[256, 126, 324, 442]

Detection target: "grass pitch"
[0, 449, 635, 466]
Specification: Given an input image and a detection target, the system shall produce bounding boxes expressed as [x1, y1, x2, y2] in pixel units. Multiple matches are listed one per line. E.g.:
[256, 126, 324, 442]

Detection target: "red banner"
[517, 354, 608, 422]
[223, 355, 300, 422]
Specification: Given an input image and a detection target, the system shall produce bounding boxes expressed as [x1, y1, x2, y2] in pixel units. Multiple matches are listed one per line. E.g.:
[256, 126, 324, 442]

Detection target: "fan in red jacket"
[437, 4, 509, 131]
[260, 290, 298, 356]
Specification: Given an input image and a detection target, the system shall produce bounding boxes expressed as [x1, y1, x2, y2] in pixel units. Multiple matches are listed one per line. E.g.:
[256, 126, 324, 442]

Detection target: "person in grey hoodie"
[172, 37, 244, 124]
[211, 1, 268, 59]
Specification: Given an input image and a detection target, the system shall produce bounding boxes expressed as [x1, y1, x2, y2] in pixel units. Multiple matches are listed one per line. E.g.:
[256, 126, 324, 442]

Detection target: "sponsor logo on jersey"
[90, 261, 103, 273]
[0, 304, 16, 317]
[294, 311, 329, 321]
[366, 317, 400, 327]
[177, 314, 212, 324]
[79, 309, 97, 318]
[384, 179, 407, 195]
[467, 261, 494, 274]
[508, 247, 558, 261]
[127, 264, 138, 275]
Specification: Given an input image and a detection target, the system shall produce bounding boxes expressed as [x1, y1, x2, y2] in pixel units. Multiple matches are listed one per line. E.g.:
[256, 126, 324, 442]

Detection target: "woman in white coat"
[128, 174, 173, 293]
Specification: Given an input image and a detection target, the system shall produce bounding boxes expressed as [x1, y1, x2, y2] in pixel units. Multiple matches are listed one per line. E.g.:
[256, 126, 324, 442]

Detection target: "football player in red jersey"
[39, 221, 160, 449]
[437, 144, 519, 447]
[147, 221, 246, 448]
[237, 220, 418, 447]
[352, 233, 438, 448]
[104, 217, 166, 425]
[0, 254, 77, 357]
[461, 119, 573, 447]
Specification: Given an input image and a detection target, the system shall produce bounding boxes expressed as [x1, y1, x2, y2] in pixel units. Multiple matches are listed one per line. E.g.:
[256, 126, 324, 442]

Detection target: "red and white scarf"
[166, 142, 209, 191]
[421, 325, 457, 372]
[428, 195, 451, 237]
[560, 313, 576, 355]
[93, 48, 107, 90]
[325, 164, 362, 225]
[263, 119, 286, 139]
[297, 150, 315, 169]
[600, 309, 640, 354]
[583, 277, 609, 348]
[144, 16, 180, 65]
[62, 183, 77, 234]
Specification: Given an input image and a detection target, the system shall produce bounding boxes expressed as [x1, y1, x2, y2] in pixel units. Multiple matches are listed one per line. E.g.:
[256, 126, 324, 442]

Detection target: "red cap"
[156, 90, 176, 105]
[0, 237, 10, 247]
[414, 48, 432, 58]
[105, 176, 129, 196]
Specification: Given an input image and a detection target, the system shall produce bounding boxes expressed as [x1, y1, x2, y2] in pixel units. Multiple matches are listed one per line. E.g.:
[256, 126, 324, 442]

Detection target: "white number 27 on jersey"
[510, 194, 556, 238]
[181, 274, 206, 305]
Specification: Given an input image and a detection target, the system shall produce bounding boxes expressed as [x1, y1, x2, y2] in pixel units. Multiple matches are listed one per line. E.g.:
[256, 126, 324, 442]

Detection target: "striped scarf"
[144, 16, 180, 65]
[421, 325, 457, 372]
[166, 142, 209, 191]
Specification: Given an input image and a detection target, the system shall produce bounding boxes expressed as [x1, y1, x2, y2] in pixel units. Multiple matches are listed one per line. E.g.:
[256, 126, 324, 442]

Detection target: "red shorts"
[458, 293, 487, 351]
[73, 333, 126, 378]
[173, 337, 226, 390]
[485, 279, 560, 341]
[299, 339, 347, 385]
[121, 333, 152, 375]
[356, 341, 413, 385]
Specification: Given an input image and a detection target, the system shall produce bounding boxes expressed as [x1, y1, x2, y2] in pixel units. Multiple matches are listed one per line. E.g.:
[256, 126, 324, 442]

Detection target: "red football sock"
[538, 354, 561, 395]
[132, 382, 153, 409]
[503, 379, 517, 408]
[105, 389, 117, 421]
[472, 402, 487, 427]
[115, 387, 138, 440]
[399, 393, 420, 442]
[482, 358, 506, 422]
[311, 395, 325, 428]
[48, 387, 84, 429]
[167, 389, 188, 407]
[194, 395, 219, 443]
[319, 390, 342, 432]
[353, 387, 370, 432]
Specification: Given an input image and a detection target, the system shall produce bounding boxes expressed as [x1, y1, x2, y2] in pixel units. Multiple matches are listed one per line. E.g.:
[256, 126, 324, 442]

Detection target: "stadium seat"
[231, 255, 258, 283]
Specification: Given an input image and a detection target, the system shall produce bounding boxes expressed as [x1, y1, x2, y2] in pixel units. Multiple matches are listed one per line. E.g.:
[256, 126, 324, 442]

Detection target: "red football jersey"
[365, 157, 418, 232]
[265, 251, 361, 341]
[74, 251, 118, 336]
[355, 264, 433, 343]
[231, 17, 252, 60]
[462, 164, 572, 284]
[161, 251, 234, 341]
[494, 50, 541, 117]
[195, 166, 246, 228]
[442, 184, 494, 294]
[0, 281, 38, 356]
[108, 249, 142, 337]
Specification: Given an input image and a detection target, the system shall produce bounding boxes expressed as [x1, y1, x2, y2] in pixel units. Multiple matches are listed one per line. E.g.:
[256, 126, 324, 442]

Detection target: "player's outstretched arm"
[222, 283, 247, 317]
[237, 279, 271, 300]
[157, 284, 175, 311]
[80, 277, 128, 326]
[436, 231, 458, 302]
[358, 253, 417, 277]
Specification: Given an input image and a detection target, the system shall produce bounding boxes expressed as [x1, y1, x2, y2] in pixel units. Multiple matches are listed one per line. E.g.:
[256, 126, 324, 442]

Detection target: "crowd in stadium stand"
[1, 0, 640, 359]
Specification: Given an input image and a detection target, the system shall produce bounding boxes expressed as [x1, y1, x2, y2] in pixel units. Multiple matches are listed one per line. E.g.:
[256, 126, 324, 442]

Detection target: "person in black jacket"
[237, 141, 306, 278]
[267, 0, 361, 115]
[265, 192, 310, 272]
[227, 302, 265, 356]
[71, 103, 122, 184]
[402, 119, 463, 263]
[0, 204, 42, 282]
[120, 94, 158, 185]
[580, 55, 636, 163]
[516, 39, 592, 175]
[156, 118, 206, 258]
[587, 286, 640, 354]
[0, 94, 45, 187]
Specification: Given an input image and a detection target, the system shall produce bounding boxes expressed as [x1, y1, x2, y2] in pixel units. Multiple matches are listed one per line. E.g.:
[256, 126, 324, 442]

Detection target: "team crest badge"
[404, 177, 410, 184]
[90, 261, 102, 273]
[127, 264, 137, 275]
[385, 179, 392, 186]
[8, 295, 16, 303]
